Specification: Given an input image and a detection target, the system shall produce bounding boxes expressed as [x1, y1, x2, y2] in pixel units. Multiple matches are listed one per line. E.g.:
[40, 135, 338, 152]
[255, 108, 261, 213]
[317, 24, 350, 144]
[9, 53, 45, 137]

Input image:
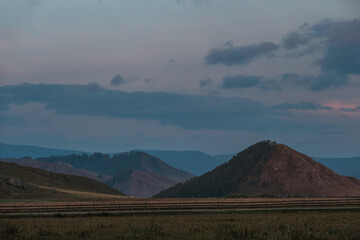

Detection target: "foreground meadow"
[0, 210, 359, 240]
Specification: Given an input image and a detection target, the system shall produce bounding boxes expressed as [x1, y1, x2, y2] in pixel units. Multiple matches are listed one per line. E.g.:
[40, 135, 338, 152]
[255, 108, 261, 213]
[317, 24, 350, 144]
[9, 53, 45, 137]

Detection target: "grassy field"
[0, 210, 359, 239]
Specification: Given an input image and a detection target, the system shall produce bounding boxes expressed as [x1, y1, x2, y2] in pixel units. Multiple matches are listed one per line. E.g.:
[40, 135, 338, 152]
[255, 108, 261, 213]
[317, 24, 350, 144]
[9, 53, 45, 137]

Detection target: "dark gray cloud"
[221, 75, 281, 91]
[311, 19, 360, 75]
[271, 102, 332, 111]
[339, 106, 360, 112]
[283, 18, 360, 75]
[222, 75, 261, 88]
[318, 45, 360, 75]
[204, 18, 359, 74]
[220, 72, 350, 92]
[305, 73, 349, 91]
[281, 72, 349, 91]
[199, 78, 212, 88]
[0, 83, 334, 133]
[279, 72, 349, 91]
[280, 73, 303, 85]
[279, 73, 349, 91]
[144, 78, 153, 83]
[282, 31, 309, 50]
[257, 79, 282, 91]
[110, 74, 126, 86]
[204, 42, 279, 66]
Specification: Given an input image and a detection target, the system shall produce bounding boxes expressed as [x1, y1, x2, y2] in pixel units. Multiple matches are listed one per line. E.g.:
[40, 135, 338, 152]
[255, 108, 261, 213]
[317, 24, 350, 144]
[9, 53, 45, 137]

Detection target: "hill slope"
[1, 158, 112, 183]
[155, 141, 360, 198]
[106, 169, 178, 198]
[143, 150, 227, 176]
[36, 151, 193, 182]
[0, 161, 124, 199]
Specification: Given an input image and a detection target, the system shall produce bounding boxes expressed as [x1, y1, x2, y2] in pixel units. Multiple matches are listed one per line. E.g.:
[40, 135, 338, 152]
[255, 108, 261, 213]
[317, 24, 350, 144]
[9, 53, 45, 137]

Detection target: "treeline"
[36, 151, 149, 176]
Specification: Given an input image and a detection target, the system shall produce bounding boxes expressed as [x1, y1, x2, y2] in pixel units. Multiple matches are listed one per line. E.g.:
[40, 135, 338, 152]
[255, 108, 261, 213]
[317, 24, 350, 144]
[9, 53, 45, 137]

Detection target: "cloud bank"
[0, 83, 335, 133]
[291, 18, 360, 75]
[213, 18, 359, 92]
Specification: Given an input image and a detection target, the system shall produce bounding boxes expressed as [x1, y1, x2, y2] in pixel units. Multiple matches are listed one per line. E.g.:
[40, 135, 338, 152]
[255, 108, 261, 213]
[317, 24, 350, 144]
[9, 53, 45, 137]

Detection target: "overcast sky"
[1, 0, 360, 157]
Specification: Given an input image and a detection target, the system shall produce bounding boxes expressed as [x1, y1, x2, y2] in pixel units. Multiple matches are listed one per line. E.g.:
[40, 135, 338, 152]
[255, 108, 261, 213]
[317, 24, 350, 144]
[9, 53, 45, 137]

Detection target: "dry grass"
[0, 210, 359, 239]
[31, 184, 129, 201]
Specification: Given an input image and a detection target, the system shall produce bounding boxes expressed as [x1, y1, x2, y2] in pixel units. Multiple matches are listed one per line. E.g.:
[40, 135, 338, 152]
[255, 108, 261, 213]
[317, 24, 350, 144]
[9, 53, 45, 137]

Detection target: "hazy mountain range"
[0, 147, 194, 197]
[1, 142, 359, 179]
[1, 141, 360, 198]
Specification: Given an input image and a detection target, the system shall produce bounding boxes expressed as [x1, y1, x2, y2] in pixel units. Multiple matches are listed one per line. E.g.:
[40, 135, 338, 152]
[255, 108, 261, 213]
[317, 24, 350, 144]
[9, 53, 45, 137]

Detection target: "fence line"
[0, 198, 359, 213]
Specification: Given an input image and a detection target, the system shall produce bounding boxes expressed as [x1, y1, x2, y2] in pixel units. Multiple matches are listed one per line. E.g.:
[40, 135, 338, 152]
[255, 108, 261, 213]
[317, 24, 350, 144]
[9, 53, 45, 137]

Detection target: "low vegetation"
[0, 210, 359, 239]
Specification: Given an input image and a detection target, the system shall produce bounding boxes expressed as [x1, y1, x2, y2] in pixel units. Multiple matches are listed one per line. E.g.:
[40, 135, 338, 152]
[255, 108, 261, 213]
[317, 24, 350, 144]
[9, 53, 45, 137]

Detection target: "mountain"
[1, 158, 112, 183]
[2, 142, 359, 179]
[314, 157, 360, 180]
[34, 151, 194, 197]
[36, 151, 193, 182]
[143, 150, 230, 175]
[155, 141, 360, 198]
[106, 169, 178, 198]
[0, 142, 83, 158]
[0, 161, 124, 199]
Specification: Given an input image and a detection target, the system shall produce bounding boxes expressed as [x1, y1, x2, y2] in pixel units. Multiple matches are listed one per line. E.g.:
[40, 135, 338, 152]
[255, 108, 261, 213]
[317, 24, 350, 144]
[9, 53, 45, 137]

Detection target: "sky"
[0, 0, 360, 157]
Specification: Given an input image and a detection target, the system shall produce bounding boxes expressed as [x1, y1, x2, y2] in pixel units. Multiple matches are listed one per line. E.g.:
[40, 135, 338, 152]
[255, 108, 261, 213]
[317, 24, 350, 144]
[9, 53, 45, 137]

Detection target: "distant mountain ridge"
[36, 151, 193, 182]
[0, 142, 83, 158]
[155, 141, 360, 198]
[2, 142, 359, 179]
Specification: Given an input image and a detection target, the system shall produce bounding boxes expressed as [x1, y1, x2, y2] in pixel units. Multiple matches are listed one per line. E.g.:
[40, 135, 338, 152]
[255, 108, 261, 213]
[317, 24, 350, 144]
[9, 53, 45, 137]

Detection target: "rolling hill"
[155, 141, 360, 198]
[0, 161, 124, 199]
